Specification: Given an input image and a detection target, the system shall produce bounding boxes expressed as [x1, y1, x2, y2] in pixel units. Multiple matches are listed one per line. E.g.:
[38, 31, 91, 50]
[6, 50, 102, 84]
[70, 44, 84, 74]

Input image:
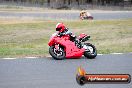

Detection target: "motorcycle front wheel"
[84, 43, 97, 59]
[49, 46, 65, 60]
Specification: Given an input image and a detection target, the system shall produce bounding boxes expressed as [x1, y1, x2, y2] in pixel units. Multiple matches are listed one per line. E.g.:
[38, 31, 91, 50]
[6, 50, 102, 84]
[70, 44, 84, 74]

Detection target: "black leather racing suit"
[58, 28, 76, 42]
[58, 28, 81, 48]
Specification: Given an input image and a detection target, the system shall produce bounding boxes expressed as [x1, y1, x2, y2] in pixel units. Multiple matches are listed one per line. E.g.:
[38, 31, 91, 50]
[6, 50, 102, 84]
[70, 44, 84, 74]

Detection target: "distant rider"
[80, 10, 93, 20]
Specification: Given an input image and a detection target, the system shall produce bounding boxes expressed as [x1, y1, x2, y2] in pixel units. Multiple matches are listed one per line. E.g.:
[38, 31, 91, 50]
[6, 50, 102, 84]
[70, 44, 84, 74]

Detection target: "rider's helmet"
[56, 23, 66, 32]
[80, 10, 86, 14]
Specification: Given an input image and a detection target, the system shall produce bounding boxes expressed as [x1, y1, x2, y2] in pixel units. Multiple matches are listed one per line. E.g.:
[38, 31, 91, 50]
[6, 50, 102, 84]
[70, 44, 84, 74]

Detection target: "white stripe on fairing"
[3, 58, 16, 59]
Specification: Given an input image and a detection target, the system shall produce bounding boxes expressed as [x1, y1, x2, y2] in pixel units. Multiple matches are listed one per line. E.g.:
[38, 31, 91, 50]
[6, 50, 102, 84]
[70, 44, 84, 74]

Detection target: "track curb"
[1, 52, 132, 59]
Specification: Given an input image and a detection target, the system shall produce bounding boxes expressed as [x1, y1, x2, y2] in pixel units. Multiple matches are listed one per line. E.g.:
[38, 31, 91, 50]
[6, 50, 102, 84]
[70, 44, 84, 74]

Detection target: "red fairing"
[48, 34, 85, 59]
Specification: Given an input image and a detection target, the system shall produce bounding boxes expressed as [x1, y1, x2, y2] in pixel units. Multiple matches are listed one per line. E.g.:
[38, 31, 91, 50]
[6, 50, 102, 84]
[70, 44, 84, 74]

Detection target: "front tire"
[49, 46, 65, 60]
[84, 43, 97, 59]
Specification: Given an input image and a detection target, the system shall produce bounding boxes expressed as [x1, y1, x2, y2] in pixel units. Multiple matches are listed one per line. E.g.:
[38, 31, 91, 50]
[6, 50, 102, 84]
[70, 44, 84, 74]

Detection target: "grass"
[0, 4, 45, 12]
[0, 19, 132, 58]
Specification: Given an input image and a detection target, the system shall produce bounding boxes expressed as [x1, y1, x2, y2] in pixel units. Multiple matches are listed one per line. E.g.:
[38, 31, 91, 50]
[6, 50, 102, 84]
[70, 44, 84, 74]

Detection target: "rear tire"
[84, 43, 97, 59]
[88, 16, 93, 20]
[49, 46, 65, 60]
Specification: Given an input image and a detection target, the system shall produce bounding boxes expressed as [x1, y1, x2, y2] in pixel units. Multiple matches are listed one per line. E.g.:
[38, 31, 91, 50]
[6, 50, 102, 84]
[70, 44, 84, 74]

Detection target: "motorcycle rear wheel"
[49, 46, 65, 60]
[84, 43, 97, 59]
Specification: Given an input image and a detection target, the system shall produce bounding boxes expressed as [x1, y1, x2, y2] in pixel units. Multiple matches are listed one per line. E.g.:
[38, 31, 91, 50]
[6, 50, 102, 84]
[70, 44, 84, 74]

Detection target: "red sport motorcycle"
[48, 32, 97, 60]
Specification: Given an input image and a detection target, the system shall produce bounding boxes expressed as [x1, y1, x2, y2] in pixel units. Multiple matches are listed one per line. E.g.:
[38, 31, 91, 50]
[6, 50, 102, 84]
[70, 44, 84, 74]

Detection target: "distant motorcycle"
[48, 32, 97, 60]
[80, 16, 93, 20]
[80, 11, 93, 20]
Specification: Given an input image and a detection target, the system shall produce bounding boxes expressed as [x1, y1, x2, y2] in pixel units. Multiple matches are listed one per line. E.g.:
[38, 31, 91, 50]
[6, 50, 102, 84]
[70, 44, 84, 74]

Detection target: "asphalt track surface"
[0, 11, 132, 20]
[0, 53, 132, 88]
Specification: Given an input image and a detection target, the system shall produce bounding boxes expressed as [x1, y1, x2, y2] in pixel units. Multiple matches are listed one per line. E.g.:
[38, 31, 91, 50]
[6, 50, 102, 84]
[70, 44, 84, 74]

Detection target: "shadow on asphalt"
[46, 56, 97, 61]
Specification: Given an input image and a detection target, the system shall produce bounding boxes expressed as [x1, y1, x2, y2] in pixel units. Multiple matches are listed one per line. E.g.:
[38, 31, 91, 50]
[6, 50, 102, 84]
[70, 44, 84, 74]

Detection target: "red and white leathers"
[56, 23, 76, 41]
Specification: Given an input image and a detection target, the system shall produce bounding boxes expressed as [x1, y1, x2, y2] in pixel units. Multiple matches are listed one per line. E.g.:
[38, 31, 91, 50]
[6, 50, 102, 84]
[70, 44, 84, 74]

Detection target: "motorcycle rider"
[80, 10, 93, 20]
[56, 23, 81, 48]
